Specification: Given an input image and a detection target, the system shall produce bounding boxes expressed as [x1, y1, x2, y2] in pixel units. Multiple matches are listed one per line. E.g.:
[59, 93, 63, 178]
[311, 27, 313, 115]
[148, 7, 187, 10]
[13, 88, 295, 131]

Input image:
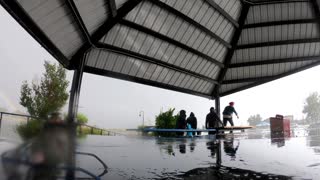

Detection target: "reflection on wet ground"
[1, 127, 320, 179]
[178, 165, 292, 180]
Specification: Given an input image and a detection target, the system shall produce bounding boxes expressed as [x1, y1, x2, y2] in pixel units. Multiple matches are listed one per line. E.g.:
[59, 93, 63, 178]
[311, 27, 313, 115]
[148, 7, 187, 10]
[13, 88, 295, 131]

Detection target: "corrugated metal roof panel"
[85, 49, 215, 92]
[101, 24, 221, 77]
[224, 60, 319, 81]
[120, 57, 133, 74]
[246, 2, 313, 24]
[232, 43, 320, 63]
[212, 0, 242, 20]
[239, 23, 319, 45]
[159, 0, 236, 42]
[220, 82, 252, 93]
[124, 1, 228, 62]
[115, 0, 129, 9]
[17, 0, 85, 58]
[74, 0, 109, 35]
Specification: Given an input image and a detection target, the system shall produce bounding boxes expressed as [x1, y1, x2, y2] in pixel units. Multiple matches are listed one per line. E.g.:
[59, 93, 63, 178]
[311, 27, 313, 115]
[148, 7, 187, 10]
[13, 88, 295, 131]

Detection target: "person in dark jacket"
[222, 102, 239, 127]
[206, 107, 223, 135]
[176, 110, 187, 136]
[186, 112, 197, 136]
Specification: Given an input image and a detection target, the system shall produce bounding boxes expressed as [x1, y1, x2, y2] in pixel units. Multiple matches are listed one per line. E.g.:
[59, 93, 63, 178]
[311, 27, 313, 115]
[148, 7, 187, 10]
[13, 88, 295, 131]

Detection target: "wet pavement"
[0, 127, 320, 179]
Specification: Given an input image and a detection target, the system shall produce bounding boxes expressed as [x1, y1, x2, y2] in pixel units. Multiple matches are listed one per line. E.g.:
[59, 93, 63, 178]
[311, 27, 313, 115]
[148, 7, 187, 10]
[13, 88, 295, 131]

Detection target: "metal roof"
[2, 0, 320, 99]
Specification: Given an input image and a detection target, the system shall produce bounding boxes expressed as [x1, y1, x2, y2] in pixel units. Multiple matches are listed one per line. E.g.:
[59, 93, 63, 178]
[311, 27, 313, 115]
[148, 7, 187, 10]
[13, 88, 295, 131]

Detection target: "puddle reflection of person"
[189, 142, 196, 152]
[179, 143, 186, 154]
[206, 141, 219, 158]
[223, 136, 240, 160]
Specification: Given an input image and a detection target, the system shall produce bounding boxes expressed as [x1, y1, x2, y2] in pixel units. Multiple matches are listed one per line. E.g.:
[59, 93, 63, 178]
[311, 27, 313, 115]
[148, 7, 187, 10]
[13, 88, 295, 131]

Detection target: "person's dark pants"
[223, 118, 234, 126]
[176, 132, 184, 136]
[191, 126, 196, 136]
[223, 118, 234, 133]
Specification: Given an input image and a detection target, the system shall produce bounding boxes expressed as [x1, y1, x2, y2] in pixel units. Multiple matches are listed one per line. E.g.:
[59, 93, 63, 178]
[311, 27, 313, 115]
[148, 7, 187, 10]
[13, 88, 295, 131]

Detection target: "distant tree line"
[247, 114, 263, 126]
[303, 92, 320, 124]
[246, 91, 320, 126]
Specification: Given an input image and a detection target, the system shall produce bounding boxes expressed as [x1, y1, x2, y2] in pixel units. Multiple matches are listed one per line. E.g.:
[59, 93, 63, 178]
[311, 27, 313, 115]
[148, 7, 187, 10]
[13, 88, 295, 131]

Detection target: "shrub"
[155, 108, 178, 137]
[16, 119, 43, 140]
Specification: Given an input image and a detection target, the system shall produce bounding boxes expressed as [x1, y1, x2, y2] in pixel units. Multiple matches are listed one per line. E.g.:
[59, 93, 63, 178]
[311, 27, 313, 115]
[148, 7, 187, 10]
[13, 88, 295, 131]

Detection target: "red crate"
[270, 114, 291, 138]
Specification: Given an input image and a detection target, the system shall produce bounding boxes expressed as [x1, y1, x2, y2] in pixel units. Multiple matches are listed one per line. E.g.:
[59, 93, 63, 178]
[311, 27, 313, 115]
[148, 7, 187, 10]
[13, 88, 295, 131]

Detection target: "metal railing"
[0, 111, 120, 137]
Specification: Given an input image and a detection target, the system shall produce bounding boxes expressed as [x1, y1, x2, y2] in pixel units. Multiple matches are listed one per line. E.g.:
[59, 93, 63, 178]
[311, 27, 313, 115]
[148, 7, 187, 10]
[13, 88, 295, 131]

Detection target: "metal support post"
[215, 96, 221, 118]
[0, 112, 2, 133]
[216, 139, 221, 167]
[214, 86, 221, 118]
[66, 55, 86, 180]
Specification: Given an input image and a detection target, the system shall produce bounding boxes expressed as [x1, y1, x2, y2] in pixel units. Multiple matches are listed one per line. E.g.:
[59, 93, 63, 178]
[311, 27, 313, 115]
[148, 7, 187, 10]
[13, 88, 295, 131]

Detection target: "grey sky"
[1, 6, 320, 129]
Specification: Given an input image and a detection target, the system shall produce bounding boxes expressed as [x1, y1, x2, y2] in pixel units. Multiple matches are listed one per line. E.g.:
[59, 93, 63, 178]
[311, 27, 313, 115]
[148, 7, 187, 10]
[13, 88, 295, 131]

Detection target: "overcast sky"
[1, 6, 320, 129]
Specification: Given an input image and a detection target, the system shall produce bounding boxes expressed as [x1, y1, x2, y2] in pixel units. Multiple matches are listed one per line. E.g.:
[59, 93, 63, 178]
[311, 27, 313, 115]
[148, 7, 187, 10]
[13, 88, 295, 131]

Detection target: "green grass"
[77, 126, 107, 135]
[16, 120, 109, 140]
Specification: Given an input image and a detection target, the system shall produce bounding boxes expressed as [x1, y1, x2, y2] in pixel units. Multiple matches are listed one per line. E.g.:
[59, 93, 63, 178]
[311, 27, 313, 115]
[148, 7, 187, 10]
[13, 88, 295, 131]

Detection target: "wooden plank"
[143, 128, 217, 132]
[143, 126, 253, 132]
[219, 126, 253, 130]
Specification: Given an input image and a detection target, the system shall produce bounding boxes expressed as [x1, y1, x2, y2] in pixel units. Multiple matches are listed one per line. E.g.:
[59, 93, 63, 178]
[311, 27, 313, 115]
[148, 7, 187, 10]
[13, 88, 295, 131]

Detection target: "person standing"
[205, 107, 223, 135]
[176, 110, 187, 136]
[222, 102, 239, 127]
[186, 112, 197, 136]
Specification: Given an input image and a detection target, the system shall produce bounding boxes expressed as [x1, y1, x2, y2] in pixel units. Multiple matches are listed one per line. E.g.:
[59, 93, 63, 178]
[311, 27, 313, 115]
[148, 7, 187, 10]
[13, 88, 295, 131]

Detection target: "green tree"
[77, 113, 88, 124]
[247, 114, 262, 126]
[155, 108, 178, 137]
[303, 92, 320, 124]
[20, 61, 69, 119]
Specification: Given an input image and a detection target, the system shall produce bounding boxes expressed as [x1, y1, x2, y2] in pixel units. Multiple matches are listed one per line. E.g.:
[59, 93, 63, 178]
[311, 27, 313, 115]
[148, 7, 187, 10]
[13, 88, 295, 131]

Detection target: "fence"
[0, 111, 119, 140]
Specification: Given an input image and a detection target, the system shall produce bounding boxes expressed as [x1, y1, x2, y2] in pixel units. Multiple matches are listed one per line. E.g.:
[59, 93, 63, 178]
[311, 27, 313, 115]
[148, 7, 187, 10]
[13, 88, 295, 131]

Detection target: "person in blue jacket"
[186, 112, 197, 136]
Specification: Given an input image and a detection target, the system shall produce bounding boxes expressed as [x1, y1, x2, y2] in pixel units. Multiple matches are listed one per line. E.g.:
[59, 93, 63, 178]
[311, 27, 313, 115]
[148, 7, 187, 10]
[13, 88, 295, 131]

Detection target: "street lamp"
[139, 111, 144, 127]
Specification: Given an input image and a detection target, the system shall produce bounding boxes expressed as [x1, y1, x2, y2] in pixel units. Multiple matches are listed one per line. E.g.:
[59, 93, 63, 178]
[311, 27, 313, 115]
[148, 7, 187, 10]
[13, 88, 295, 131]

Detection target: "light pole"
[139, 111, 144, 127]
